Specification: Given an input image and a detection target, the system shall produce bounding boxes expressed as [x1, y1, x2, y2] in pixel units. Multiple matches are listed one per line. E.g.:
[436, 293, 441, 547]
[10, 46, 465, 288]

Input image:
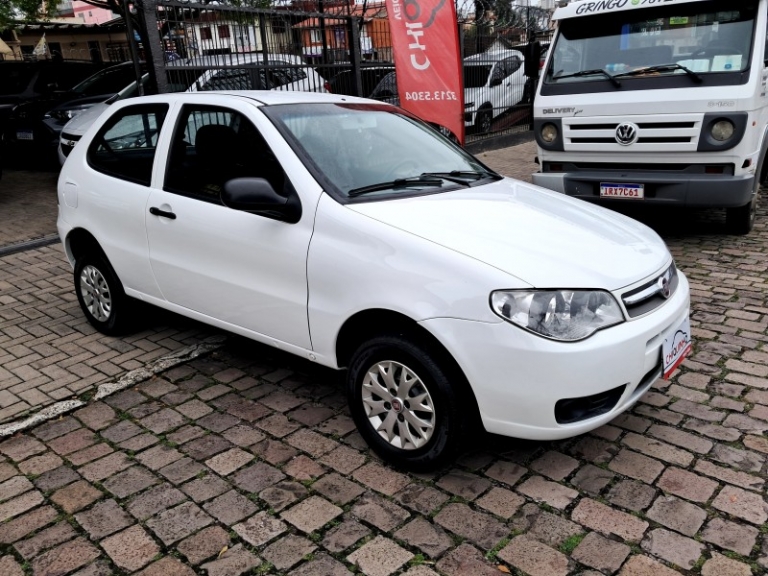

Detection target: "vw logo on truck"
[615, 122, 639, 146]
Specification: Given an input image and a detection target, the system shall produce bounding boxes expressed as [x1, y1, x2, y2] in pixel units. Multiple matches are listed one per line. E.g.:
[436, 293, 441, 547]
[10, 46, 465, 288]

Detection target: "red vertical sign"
[386, 0, 465, 145]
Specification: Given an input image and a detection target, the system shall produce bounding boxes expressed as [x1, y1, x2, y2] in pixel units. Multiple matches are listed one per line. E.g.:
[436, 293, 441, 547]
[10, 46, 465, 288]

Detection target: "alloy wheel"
[79, 265, 112, 322]
[361, 360, 435, 450]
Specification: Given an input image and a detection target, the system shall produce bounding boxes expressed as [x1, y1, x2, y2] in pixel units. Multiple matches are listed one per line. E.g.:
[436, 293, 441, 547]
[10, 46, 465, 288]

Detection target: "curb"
[0, 334, 227, 438]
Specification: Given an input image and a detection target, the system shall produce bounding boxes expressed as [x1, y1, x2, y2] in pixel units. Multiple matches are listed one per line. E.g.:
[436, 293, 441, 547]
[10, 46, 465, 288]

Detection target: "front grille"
[60, 133, 81, 158]
[570, 122, 695, 130]
[622, 263, 679, 318]
[555, 384, 625, 424]
[563, 114, 701, 151]
[571, 137, 690, 144]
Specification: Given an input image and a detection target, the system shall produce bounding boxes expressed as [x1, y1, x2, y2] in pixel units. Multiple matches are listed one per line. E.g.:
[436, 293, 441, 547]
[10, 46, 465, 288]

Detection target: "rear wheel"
[74, 252, 134, 335]
[347, 335, 466, 471]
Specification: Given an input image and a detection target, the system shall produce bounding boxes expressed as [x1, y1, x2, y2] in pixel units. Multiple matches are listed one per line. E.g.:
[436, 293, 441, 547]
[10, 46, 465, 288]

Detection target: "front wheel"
[347, 335, 467, 471]
[74, 252, 134, 335]
[475, 109, 493, 134]
[726, 187, 759, 235]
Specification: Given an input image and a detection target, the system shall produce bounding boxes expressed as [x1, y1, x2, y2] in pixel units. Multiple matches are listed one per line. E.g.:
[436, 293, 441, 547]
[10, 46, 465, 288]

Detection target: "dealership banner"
[386, 0, 465, 144]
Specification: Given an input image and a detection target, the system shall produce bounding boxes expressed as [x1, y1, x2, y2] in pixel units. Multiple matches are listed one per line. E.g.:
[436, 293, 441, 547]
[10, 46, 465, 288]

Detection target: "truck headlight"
[541, 123, 558, 143]
[491, 290, 624, 341]
[711, 120, 734, 142]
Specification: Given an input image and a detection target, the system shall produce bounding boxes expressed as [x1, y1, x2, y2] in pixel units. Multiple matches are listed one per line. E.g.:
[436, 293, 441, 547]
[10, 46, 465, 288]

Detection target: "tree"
[1, 0, 57, 30]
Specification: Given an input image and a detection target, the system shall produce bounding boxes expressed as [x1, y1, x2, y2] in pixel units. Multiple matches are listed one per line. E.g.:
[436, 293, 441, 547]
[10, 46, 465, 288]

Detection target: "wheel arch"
[335, 308, 483, 429]
[756, 124, 768, 185]
[65, 228, 106, 266]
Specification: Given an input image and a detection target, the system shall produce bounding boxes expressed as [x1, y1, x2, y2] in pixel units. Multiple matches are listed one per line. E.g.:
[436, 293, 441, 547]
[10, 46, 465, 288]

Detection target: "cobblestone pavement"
[1, 143, 768, 575]
[0, 170, 59, 249]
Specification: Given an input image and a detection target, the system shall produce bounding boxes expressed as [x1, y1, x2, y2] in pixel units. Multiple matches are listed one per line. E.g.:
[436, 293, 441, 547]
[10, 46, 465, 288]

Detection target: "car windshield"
[71, 66, 134, 96]
[265, 103, 496, 199]
[546, 0, 756, 85]
[463, 64, 492, 88]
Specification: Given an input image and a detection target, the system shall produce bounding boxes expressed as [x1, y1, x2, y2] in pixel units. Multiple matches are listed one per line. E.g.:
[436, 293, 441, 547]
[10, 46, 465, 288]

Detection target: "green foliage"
[1, 0, 66, 30]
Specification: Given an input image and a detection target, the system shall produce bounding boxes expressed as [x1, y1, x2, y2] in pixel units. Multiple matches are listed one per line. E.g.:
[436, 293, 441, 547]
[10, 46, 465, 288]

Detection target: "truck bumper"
[532, 171, 755, 208]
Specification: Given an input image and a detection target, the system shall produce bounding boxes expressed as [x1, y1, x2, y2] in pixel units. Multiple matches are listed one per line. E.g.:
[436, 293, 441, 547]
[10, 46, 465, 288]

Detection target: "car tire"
[74, 252, 134, 335]
[476, 109, 493, 134]
[347, 334, 466, 471]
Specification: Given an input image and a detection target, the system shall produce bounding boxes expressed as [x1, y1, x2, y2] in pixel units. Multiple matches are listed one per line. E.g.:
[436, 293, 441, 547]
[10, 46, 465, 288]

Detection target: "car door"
[145, 99, 318, 350]
[502, 56, 525, 108]
[67, 102, 170, 299]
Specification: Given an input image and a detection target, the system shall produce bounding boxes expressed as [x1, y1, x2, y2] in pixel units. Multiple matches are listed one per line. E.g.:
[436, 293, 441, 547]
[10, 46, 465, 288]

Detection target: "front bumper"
[532, 170, 754, 208]
[420, 271, 690, 440]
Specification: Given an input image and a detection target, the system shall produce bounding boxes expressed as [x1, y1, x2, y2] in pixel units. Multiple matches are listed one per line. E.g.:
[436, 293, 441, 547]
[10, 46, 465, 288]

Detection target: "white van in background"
[533, 0, 768, 234]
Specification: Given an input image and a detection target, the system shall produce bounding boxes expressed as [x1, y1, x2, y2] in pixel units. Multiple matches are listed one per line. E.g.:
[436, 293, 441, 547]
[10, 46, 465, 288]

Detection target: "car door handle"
[149, 207, 176, 220]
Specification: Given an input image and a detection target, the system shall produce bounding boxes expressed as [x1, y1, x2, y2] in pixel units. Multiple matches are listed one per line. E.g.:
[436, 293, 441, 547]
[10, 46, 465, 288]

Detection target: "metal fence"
[138, 0, 547, 144]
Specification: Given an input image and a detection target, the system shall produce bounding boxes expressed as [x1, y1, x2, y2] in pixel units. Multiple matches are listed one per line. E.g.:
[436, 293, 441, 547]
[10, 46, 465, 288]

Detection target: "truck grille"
[563, 114, 702, 152]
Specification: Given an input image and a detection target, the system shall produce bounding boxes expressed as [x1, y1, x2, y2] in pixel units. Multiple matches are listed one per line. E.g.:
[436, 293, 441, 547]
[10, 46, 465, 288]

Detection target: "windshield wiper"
[421, 170, 500, 184]
[348, 176, 445, 197]
[614, 63, 702, 83]
[553, 68, 621, 88]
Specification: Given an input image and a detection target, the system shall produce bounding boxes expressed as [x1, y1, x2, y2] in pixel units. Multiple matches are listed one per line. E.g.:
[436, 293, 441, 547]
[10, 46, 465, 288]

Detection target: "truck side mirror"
[524, 42, 542, 78]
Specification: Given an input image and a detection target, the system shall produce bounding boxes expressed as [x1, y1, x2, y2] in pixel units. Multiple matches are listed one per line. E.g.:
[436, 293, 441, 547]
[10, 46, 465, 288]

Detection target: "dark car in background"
[327, 63, 395, 97]
[1, 61, 141, 162]
[0, 60, 102, 135]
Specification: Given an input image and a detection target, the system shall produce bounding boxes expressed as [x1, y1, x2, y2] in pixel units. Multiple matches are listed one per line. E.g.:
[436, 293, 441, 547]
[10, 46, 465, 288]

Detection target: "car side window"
[164, 105, 288, 203]
[87, 104, 169, 186]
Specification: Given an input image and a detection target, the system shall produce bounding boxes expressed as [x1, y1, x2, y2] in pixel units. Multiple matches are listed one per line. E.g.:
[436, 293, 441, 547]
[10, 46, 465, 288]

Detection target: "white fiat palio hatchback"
[57, 91, 691, 470]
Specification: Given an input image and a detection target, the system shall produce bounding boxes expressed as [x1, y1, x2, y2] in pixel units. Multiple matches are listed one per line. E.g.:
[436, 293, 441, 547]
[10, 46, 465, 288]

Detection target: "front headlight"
[44, 105, 93, 122]
[541, 123, 558, 143]
[490, 290, 624, 341]
[711, 120, 734, 142]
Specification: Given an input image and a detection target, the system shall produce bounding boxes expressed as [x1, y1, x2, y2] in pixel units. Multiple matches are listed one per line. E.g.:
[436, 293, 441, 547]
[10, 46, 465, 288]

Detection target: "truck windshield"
[546, 0, 757, 88]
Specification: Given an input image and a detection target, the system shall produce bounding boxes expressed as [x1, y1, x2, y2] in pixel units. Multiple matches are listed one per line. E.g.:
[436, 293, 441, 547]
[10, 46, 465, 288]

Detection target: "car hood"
[61, 102, 109, 136]
[346, 179, 670, 290]
[49, 93, 114, 112]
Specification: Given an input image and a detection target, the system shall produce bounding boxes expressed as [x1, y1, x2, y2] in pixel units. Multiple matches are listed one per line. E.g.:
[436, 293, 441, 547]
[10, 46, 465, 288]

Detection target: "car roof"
[110, 90, 381, 107]
[463, 50, 520, 64]
[167, 53, 305, 67]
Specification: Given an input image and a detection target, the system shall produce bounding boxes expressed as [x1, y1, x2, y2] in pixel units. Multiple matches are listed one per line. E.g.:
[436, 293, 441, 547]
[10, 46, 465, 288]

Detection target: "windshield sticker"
[712, 55, 742, 71]
[669, 16, 688, 25]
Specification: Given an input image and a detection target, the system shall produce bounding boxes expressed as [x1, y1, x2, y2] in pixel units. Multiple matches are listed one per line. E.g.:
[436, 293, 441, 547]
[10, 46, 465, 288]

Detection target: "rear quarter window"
[87, 104, 169, 186]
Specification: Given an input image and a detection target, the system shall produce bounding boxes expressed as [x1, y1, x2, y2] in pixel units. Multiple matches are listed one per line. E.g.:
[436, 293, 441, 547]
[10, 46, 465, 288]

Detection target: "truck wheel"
[727, 165, 762, 234]
[347, 335, 467, 471]
[726, 194, 758, 235]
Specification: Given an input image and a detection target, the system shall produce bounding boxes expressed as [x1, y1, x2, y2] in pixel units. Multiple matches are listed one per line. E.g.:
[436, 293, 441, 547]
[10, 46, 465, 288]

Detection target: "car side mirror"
[222, 177, 301, 223]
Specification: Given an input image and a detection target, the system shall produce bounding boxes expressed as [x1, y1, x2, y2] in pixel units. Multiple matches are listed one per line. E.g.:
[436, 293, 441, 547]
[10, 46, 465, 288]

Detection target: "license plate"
[16, 131, 33, 141]
[600, 182, 644, 199]
[662, 316, 692, 379]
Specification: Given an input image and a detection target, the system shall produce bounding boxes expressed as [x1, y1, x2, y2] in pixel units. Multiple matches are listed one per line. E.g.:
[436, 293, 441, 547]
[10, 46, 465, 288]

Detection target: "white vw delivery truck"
[533, 0, 768, 234]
